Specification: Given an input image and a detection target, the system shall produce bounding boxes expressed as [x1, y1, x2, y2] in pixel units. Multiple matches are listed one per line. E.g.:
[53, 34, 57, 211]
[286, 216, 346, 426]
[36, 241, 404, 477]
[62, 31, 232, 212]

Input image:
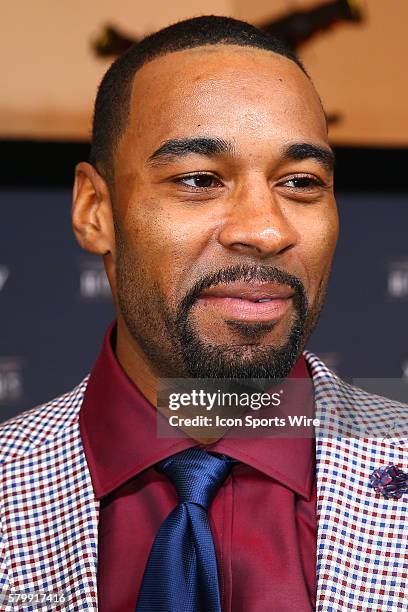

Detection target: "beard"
[163, 264, 310, 380]
[114, 230, 326, 381]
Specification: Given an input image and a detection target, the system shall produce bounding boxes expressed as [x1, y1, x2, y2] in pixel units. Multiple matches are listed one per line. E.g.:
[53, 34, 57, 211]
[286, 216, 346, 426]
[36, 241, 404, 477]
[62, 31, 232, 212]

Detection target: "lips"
[196, 282, 294, 322]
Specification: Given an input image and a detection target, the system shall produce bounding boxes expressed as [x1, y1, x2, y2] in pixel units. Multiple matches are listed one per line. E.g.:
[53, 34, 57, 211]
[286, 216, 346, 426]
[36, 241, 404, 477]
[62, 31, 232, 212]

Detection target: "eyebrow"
[282, 142, 335, 172]
[147, 137, 236, 166]
[146, 136, 335, 172]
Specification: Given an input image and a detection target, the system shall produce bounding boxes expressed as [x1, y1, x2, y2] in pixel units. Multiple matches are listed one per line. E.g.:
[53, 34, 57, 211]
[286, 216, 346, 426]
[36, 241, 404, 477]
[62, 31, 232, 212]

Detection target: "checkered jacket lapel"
[0, 353, 407, 611]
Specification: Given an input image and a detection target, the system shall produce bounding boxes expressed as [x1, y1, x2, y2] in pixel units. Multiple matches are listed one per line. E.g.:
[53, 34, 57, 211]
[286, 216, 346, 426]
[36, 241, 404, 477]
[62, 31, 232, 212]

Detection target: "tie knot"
[157, 447, 235, 510]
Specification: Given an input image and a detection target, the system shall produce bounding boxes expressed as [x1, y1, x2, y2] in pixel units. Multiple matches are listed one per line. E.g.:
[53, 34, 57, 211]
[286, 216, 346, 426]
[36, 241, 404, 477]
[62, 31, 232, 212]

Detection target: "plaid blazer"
[0, 351, 407, 611]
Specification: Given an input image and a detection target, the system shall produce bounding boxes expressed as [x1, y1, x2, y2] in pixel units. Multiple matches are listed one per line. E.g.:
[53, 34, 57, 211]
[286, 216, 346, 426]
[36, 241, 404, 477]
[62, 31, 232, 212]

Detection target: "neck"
[114, 317, 228, 444]
[115, 316, 158, 407]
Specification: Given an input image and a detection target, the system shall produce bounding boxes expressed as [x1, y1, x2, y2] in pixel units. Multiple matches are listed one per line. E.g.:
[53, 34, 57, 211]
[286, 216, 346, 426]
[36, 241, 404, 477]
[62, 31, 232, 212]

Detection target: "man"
[1, 15, 407, 612]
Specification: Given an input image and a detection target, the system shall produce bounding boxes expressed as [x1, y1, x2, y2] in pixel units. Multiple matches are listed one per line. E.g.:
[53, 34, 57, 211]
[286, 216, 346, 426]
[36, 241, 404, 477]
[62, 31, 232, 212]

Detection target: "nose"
[217, 179, 298, 259]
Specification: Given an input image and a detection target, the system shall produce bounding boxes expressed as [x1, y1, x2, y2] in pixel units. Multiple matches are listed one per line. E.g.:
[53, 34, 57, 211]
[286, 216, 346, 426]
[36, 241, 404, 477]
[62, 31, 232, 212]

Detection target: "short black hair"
[90, 15, 308, 183]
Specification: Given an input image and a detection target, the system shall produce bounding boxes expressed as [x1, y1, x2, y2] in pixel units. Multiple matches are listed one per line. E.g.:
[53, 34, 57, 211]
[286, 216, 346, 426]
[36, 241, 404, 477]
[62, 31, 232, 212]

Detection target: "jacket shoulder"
[304, 349, 406, 406]
[304, 350, 408, 438]
[0, 376, 89, 464]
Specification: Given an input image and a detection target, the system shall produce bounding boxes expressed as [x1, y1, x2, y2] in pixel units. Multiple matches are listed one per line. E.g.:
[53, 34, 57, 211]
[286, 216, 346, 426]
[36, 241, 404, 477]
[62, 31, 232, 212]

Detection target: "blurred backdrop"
[1, 0, 407, 419]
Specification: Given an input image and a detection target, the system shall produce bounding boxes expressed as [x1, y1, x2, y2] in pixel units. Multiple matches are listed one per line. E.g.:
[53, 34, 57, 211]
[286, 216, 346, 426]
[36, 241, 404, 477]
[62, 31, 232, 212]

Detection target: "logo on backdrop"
[0, 357, 23, 404]
[387, 260, 408, 300]
[79, 257, 111, 300]
[0, 265, 9, 292]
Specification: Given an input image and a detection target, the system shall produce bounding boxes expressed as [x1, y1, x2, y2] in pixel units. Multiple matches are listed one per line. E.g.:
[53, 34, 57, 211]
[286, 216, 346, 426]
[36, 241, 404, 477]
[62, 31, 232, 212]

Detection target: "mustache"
[177, 263, 308, 317]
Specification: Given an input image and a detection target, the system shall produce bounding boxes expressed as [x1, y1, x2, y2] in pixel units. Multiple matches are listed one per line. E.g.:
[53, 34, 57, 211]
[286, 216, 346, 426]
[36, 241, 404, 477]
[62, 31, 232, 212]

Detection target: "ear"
[72, 162, 114, 255]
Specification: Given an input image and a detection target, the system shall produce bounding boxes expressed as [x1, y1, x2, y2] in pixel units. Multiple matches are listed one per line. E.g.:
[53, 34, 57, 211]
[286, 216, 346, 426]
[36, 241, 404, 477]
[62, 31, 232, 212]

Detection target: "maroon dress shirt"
[79, 323, 317, 611]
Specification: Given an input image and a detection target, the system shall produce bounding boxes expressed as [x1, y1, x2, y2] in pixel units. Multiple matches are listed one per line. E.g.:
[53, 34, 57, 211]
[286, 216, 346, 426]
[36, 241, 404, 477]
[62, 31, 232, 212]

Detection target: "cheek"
[121, 198, 212, 294]
[319, 204, 339, 261]
[296, 205, 339, 296]
[310, 218, 338, 264]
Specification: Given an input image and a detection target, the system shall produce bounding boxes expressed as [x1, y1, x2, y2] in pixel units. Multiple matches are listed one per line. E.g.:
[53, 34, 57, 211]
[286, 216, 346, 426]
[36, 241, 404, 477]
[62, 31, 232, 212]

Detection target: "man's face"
[109, 45, 339, 379]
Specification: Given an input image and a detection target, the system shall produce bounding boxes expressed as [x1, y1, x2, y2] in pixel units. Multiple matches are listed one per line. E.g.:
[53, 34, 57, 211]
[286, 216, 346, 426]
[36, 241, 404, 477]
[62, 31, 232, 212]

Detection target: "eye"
[177, 173, 221, 189]
[281, 175, 324, 189]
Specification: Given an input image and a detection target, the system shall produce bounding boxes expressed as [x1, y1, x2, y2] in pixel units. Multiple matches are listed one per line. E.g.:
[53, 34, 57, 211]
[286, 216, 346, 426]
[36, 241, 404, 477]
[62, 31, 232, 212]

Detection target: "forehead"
[122, 45, 328, 157]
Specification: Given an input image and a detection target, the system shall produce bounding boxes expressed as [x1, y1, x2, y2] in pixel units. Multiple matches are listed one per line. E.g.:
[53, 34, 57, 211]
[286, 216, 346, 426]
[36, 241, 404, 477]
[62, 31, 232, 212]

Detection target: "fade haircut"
[90, 14, 308, 184]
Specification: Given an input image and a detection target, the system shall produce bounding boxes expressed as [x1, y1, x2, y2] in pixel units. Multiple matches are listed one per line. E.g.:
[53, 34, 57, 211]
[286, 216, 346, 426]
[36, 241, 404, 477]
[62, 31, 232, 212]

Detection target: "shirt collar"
[202, 355, 315, 500]
[79, 321, 315, 501]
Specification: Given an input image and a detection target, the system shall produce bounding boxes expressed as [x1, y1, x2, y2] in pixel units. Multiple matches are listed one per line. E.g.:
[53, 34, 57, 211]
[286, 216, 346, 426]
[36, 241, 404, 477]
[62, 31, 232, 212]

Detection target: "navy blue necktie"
[135, 447, 235, 612]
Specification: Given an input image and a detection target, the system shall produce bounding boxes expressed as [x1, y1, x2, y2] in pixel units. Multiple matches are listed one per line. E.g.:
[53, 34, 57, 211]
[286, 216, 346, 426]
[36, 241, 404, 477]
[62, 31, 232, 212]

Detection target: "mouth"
[196, 282, 295, 323]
